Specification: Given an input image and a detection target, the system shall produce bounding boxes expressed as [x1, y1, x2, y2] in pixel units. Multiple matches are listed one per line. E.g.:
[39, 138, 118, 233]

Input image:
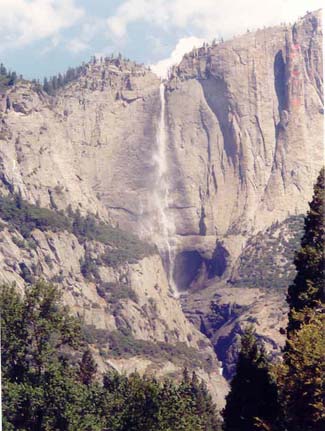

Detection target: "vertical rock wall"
[165, 11, 323, 269]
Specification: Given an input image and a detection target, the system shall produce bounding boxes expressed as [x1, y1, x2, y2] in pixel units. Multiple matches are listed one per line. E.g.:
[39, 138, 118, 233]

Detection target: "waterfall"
[153, 83, 178, 297]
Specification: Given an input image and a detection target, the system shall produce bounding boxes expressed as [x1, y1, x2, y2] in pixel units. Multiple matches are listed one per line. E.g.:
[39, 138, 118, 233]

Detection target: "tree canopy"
[287, 167, 325, 333]
[1, 281, 221, 431]
[280, 167, 325, 431]
[222, 327, 281, 431]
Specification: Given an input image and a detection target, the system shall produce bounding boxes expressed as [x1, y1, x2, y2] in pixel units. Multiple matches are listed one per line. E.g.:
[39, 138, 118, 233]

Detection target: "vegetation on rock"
[40, 55, 146, 95]
[232, 215, 304, 290]
[0, 193, 155, 269]
[222, 168, 325, 431]
[83, 325, 213, 372]
[1, 281, 221, 431]
[0, 63, 20, 93]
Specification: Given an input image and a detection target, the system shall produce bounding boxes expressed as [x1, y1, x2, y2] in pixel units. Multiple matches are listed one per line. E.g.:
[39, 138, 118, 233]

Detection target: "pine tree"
[0, 63, 7, 75]
[79, 348, 97, 385]
[222, 327, 281, 431]
[279, 168, 325, 431]
[279, 311, 325, 431]
[287, 167, 325, 334]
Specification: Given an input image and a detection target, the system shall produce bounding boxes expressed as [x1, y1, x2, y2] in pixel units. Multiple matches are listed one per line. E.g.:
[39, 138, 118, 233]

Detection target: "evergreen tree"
[1, 280, 221, 431]
[43, 77, 50, 94]
[0, 282, 89, 430]
[0, 63, 7, 75]
[279, 310, 325, 431]
[222, 327, 281, 431]
[279, 168, 325, 431]
[79, 348, 97, 385]
[287, 167, 325, 334]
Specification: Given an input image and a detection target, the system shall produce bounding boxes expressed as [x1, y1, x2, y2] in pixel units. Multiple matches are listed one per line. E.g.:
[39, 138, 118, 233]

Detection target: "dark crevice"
[173, 251, 204, 291]
[173, 243, 229, 292]
[199, 78, 238, 161]
[274, 50, 287, 116]
[199, 206, 207, 236]
[209, 243, 229, 278]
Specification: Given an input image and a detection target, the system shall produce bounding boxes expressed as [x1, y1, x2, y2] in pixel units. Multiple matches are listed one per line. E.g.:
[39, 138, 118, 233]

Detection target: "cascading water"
[153, 83, 178, 297]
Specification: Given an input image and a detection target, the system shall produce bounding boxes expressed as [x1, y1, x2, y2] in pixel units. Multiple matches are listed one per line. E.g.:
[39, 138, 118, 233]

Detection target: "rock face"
[0, 59, 161, 224]
[181, 214, 305, 379]
[0, 219, 228, 407]
[166, 11, 322, 246]
[0, 10, 322, 405]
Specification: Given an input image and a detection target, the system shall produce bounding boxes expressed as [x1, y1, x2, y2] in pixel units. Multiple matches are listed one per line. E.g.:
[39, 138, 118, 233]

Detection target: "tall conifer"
[222, 328, 281, 431]
[287, 167, 325, 334]
[280, 168, 325, 431]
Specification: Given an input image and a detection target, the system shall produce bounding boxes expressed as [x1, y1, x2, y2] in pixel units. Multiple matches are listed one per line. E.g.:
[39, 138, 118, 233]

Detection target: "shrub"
[0, 194, 155, 269]
[96, 282, 138, 304]
[0, 194, 71, 238]
[83, 326, 211, 371]
[80, 254, 99, 281]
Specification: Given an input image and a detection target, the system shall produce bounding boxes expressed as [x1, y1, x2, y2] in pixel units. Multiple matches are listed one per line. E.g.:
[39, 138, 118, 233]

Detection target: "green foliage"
[80, 253, 100, 281]
[96, 281, 139, 304]
[222, 170, 325, 431]
[100, 370, 221, 431]
[0, 193, 154, 269]
[0, 193, 70, 238]
[72, 210, 156, 265]
[222, 327, 282, 431]
[79, 349, 97, 386]
[0, 62, 19, 93]
[42, 65, 87, 95]
[232, 215, 304, 289]
[0, 281, 88, 430]
[278, 311, 325, 431]
[277, 168, 325, 431]
[83, 326, 212, 371]
[1, 281, 220, 430]
[287, 168, 325, 333]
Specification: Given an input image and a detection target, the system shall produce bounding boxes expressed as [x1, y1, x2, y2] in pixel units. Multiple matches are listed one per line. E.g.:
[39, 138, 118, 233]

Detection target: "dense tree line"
[222, 168, 325, 431]
[0, 62, 21, 93]
[41, 54, 136, 95]
[1, 281, 221, 431]
[0, 193, 155, 276]
[42, 64, 87, 95]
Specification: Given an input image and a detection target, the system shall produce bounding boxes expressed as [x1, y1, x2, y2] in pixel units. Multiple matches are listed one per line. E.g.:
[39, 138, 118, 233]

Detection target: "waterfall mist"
[152, 83, 178, 297]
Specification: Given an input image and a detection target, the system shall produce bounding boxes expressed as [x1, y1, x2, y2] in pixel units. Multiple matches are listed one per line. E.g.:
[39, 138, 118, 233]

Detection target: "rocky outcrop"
[166, 10, 322, 263]
[182, 284, 288, 380]
[0, 10, 322, 405]
[181, 214, 304, 379]
[0, 218, 228, 406]
[0, 59, 161, 228]
[161, 13, 323, 372]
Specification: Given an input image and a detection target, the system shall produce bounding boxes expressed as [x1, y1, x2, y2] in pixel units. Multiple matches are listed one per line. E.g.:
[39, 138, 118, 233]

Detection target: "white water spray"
[153, 83, 178, 297]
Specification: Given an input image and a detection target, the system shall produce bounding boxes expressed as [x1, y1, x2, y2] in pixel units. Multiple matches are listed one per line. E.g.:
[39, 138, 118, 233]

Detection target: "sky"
[0, 0, 323, 80]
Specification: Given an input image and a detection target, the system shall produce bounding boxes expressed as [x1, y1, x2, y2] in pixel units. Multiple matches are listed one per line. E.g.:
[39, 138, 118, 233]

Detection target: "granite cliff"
[0, 10, 323, 404]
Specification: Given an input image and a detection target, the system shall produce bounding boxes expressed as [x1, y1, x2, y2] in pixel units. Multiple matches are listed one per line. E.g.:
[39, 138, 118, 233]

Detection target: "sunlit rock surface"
[0, 10, 322, 404]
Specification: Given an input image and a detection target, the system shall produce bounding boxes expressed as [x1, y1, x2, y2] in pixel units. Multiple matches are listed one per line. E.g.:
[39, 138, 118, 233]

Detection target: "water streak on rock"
[153, 83, 178, 297]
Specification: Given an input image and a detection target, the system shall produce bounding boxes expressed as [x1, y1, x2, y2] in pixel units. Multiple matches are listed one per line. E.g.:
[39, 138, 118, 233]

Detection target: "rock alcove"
[173, 243, 229, 292]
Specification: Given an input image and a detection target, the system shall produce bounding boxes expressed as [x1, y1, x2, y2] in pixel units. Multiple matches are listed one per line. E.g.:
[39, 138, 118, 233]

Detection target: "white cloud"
[66, 18, 106, 54]
[151, 36, 206, 78]
[67, 38, 89, 54]
[108, 0, 323, 78]
[0, 0, 84, 50]
[107, 0, 323, 41]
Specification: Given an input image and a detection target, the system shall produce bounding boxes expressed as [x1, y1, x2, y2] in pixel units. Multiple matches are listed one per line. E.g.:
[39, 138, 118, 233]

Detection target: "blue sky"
[0, 0, 322, 80]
